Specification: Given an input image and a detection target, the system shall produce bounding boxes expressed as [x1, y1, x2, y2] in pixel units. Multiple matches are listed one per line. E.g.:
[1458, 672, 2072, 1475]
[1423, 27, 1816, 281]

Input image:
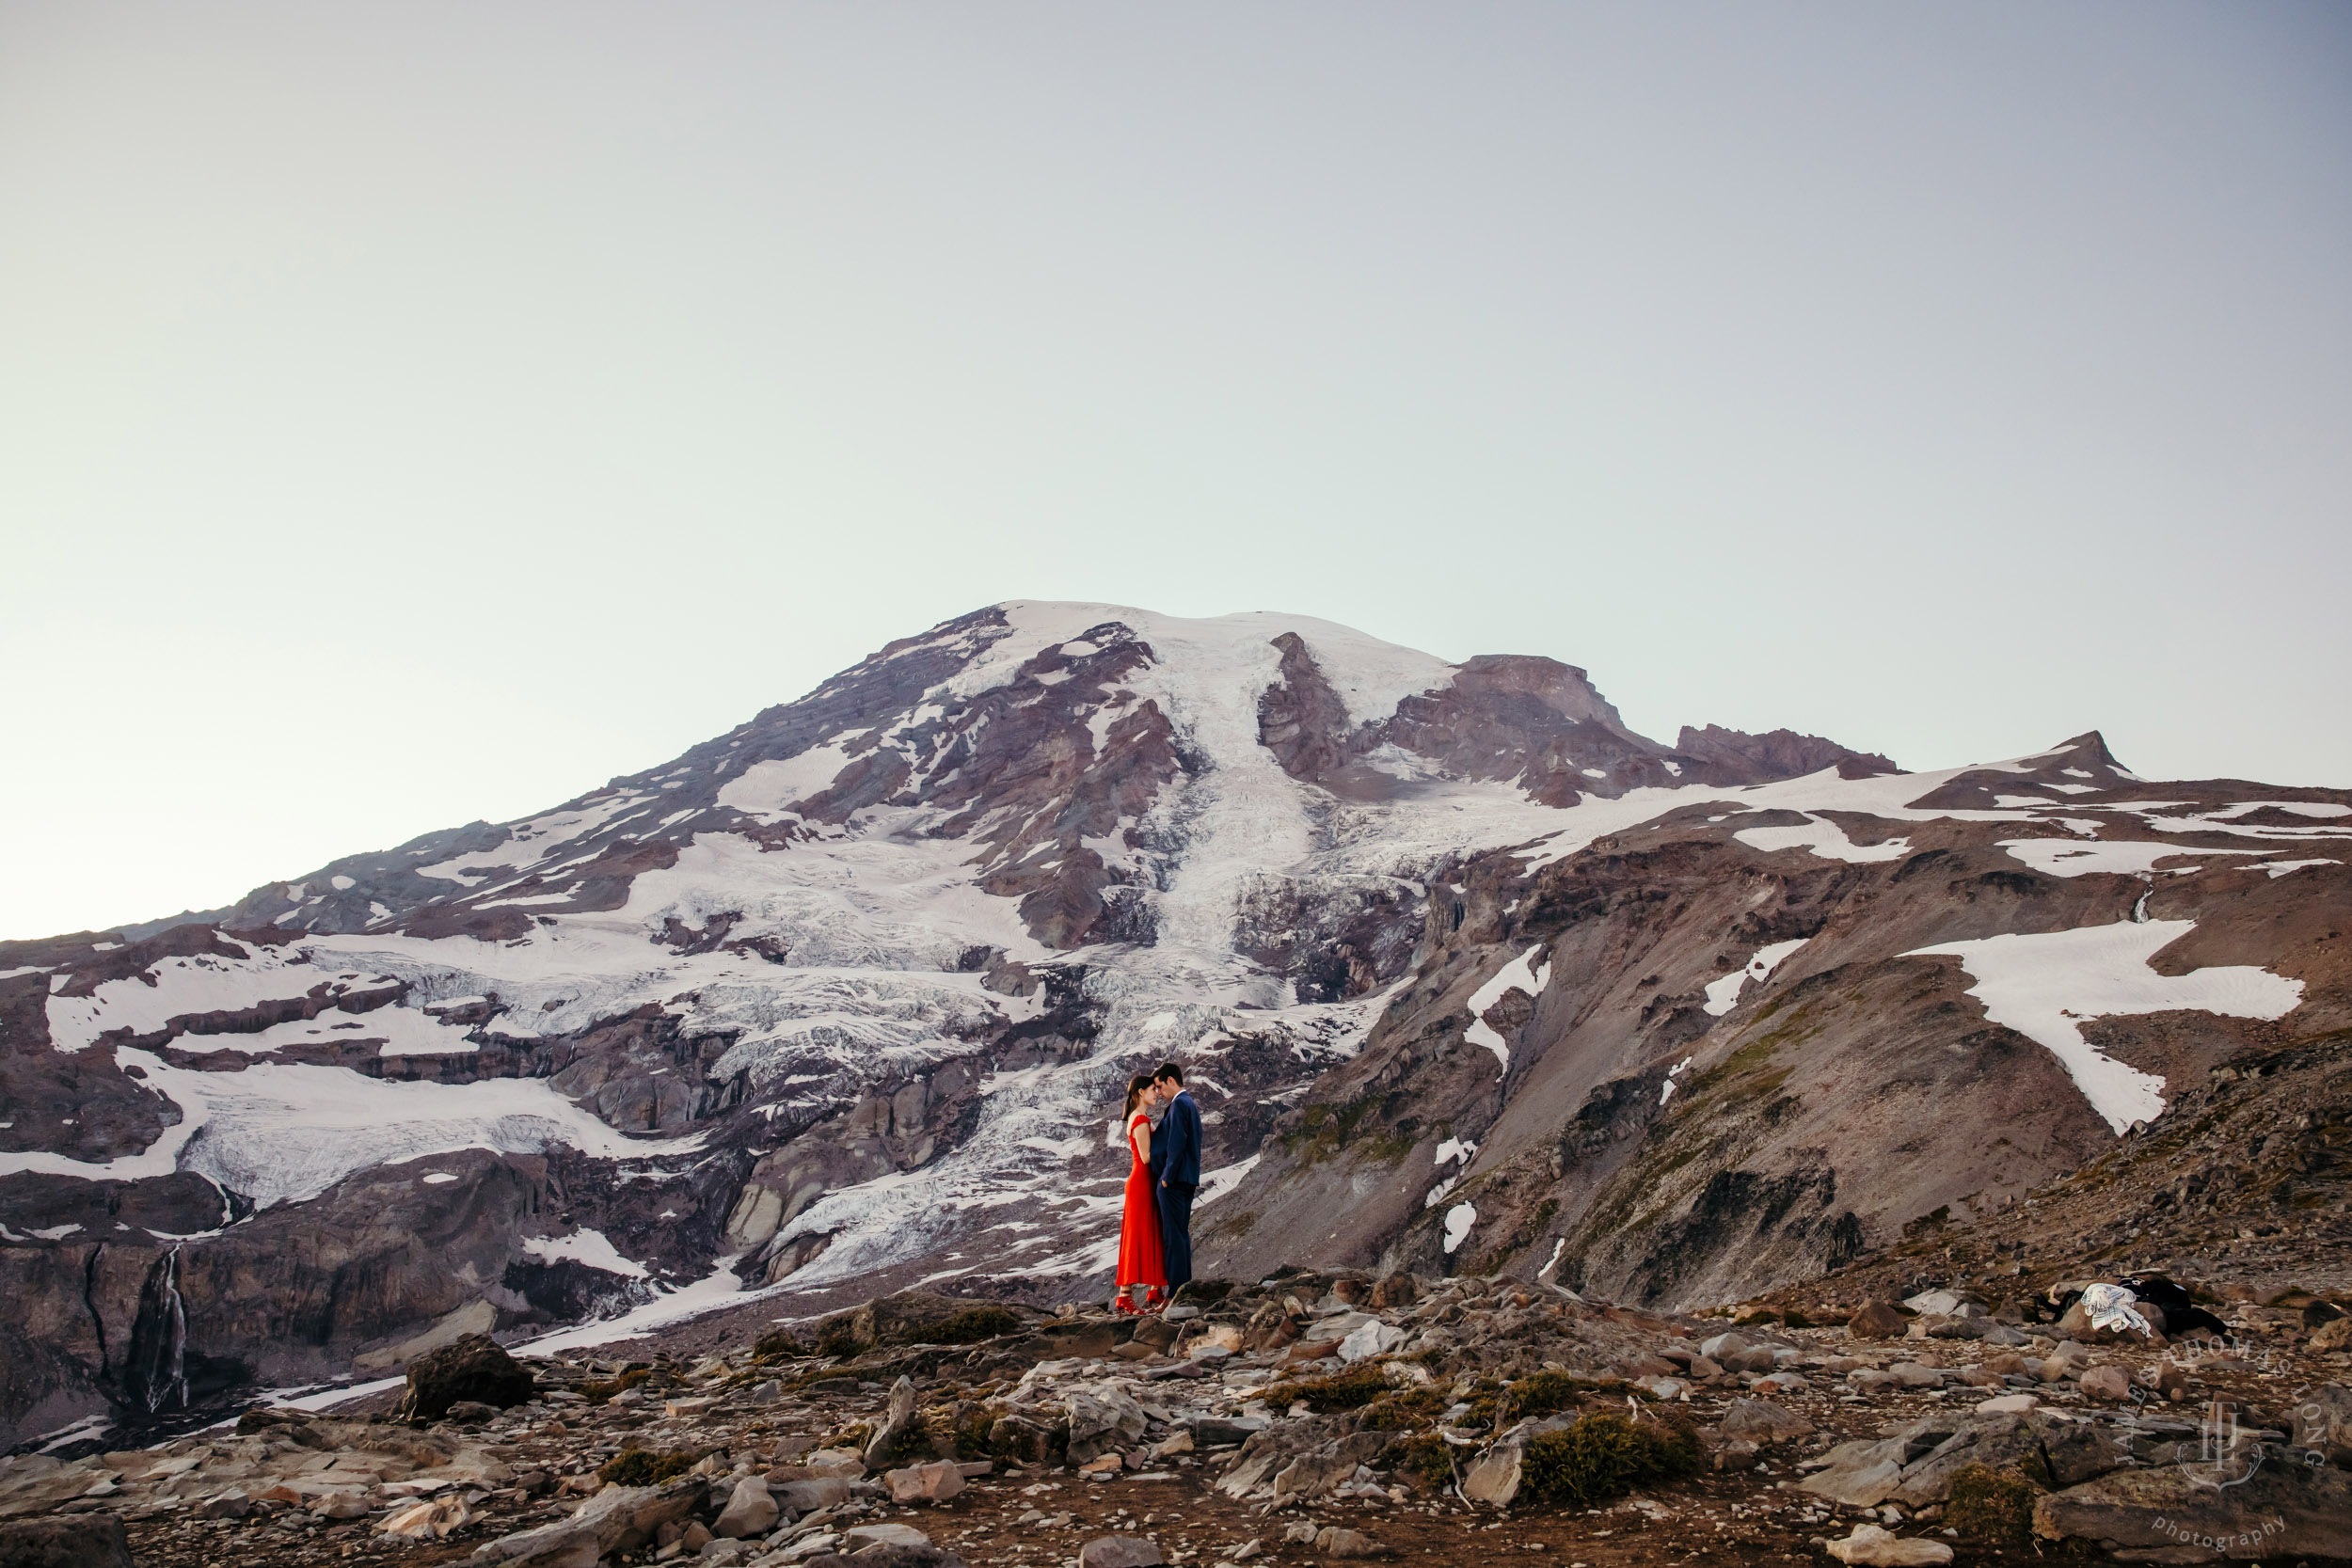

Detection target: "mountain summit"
[1, 602, 2343, 1449]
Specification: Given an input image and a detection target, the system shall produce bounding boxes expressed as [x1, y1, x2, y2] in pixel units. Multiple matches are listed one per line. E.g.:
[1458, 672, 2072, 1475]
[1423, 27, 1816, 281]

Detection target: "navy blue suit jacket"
[1157, 1091, 1201, 1189]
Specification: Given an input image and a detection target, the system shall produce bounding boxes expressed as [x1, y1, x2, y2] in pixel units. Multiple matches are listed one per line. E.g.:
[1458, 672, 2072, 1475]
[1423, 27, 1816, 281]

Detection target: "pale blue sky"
[3, 2, 2347, 938]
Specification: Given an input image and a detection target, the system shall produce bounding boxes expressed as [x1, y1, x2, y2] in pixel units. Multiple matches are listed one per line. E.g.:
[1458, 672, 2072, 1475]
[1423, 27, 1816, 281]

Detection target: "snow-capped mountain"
[2, 602, 2344, 1449]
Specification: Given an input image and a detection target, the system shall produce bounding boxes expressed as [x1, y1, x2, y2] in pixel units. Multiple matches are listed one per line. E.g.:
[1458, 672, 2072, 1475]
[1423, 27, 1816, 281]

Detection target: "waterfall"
[128, 1245, 189, 1413]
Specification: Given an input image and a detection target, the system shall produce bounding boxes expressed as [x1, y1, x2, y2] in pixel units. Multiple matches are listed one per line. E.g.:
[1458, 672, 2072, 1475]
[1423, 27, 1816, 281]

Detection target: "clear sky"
[3, 2, 2347, 940]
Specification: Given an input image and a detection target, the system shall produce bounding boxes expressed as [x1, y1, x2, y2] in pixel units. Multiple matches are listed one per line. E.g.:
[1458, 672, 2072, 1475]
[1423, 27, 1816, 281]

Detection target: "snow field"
[1702, 938, 1810, 1018]
[1901, 920, 2305, 1133]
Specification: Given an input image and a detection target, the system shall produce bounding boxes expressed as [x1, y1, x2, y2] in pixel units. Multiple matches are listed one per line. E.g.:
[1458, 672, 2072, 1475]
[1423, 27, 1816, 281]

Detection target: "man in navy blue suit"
[1152, 1061, 1200, 1295]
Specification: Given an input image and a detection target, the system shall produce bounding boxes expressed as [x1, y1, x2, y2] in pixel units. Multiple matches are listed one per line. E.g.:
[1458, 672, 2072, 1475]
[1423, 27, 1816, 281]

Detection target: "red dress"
[1114, 1111, 1167, 1312]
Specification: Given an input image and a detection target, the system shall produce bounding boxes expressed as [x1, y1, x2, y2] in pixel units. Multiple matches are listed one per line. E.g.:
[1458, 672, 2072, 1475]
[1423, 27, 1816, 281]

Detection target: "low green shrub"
[1947, 1463, 2038, 1546]
[1266, 1364, 1391, 1413]
[580, 1367, 654, 1405]
[913, 1307, 1021, 1345]
[1502, 1370, 1616, 1421]
[1385, 1433, 1455, 1487]
[752, 1328, 805, 1359]
[1359, 1388, 1448, 1432]
[1518, 1411, 1703, 1506]
[596, 1448, 701, 1486]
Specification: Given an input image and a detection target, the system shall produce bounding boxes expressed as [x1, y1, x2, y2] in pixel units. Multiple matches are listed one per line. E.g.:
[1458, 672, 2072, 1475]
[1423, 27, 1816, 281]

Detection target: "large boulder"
[1800, 1439, 1911, 1508]
[1062, 1386, 1148, 1464]
[1849, 1302, 1908, 1339]
[1826, 1524, 1951, 1565]
[1888, 1411, 2128, 1507]
[713, 1476, 779, 1538]
[1716, 1398, 1815, 1443]
[0, 1515, 134, 1568]
[1461, 1442, 1523, 1505]
[396, 1332, 535, 1421]
[865, 1377, 919, 1467]
[471, 1478, 708, 1566]
[2036, 1461, 2352, 1561]
[2289, 1385, 2351, 1465]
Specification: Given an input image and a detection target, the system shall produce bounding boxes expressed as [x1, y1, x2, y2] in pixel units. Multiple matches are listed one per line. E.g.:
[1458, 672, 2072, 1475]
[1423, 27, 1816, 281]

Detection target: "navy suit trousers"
[1157, 1180, 1197, 1291]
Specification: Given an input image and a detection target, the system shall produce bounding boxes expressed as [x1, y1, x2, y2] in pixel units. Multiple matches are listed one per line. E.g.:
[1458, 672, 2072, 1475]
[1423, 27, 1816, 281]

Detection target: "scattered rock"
[1461, 1442, 1524, 1505]
[865, 1375, 920, 1466]
[885, 1460, 967, 1504]
[1972, 1393, 2040, 1414]
[713, 1475, 779, 1538]
[1314, 1526, 1384, 1557]
[1337, 1321, 1406, 1363]
[772, 1475, 853, 1512]
[1825, 1524, 1953, 1565]
[1800, 1440, 1911, 1508]
[2077, 1365, 2133, 1402]
[1717, 1398, 1815, 1442]
[2290, 1385, 2352, 1464]
[2312, 1317, 2352, 1353]
[1850, 1303, 1909, 1339]
[1712, 1439, 1760, 1472]
[1078, 1534, 1164, 1567]
[378, 1496, 473, 1539]
[1064, 1386, 1149, 1464]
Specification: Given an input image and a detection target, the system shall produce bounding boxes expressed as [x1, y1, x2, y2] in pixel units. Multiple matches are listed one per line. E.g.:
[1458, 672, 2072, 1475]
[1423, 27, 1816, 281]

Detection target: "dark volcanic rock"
[0, 1514, 134, 1568]
[397, 1333, 536, 1421]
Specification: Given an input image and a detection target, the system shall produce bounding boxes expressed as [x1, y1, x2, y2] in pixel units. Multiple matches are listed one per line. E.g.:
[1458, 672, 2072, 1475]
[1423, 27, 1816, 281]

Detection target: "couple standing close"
[1113, 1062, 1199, 1314]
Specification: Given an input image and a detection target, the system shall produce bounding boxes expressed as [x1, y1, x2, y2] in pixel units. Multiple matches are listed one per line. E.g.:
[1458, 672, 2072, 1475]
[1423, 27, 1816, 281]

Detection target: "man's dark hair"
[1153, 1061, 1184, 1085]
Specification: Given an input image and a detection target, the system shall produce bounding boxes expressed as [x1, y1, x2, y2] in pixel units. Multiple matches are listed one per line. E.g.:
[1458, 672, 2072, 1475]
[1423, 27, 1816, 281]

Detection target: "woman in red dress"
[1113, 1072, 1167, 1314]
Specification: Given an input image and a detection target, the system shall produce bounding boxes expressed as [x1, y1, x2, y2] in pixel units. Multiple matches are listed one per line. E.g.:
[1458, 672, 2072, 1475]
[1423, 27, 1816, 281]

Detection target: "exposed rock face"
[1675, 725, 1898, 784]
[2, 600, 2345, 1453]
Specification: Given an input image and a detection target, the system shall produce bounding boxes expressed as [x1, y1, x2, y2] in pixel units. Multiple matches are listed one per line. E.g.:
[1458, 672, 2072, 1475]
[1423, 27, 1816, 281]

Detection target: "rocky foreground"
[2, 1270, 2346, 1568]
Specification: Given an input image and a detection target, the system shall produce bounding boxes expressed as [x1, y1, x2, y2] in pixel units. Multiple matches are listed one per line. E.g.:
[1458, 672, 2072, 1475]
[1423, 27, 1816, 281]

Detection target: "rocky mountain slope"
[2, 601, 2344, 1453]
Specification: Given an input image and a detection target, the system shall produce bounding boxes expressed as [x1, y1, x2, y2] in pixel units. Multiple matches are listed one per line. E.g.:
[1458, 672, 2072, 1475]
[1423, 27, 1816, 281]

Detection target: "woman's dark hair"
[1122, 1072, 1154, 1118]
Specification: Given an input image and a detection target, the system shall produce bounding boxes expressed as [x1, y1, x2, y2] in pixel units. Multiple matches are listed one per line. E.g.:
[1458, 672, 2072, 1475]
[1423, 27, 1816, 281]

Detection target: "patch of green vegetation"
[1501, 1370, 1613, 1421]
[951, 1404, 1001, 1456]
[906, 1307, 1020, 1345]
[1266, 1364, 1391, 1412]
[866, 1413, 930, 1465]
[1212, 1210, 1259, 1238]
[814, 1323, 862, 1359]
[1280, 1091, 1414, 1166]
[1385, 1433, 1455, 1488]
[1947, 1463, 2038, 1546]
[580, 1367, 655, 1405]
[752, 1329, 805, 1360]
[596, 1447, 702, 1486]
[1359, 1388, 1449, 1432]
[1518, 1411, 1702, 1506]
